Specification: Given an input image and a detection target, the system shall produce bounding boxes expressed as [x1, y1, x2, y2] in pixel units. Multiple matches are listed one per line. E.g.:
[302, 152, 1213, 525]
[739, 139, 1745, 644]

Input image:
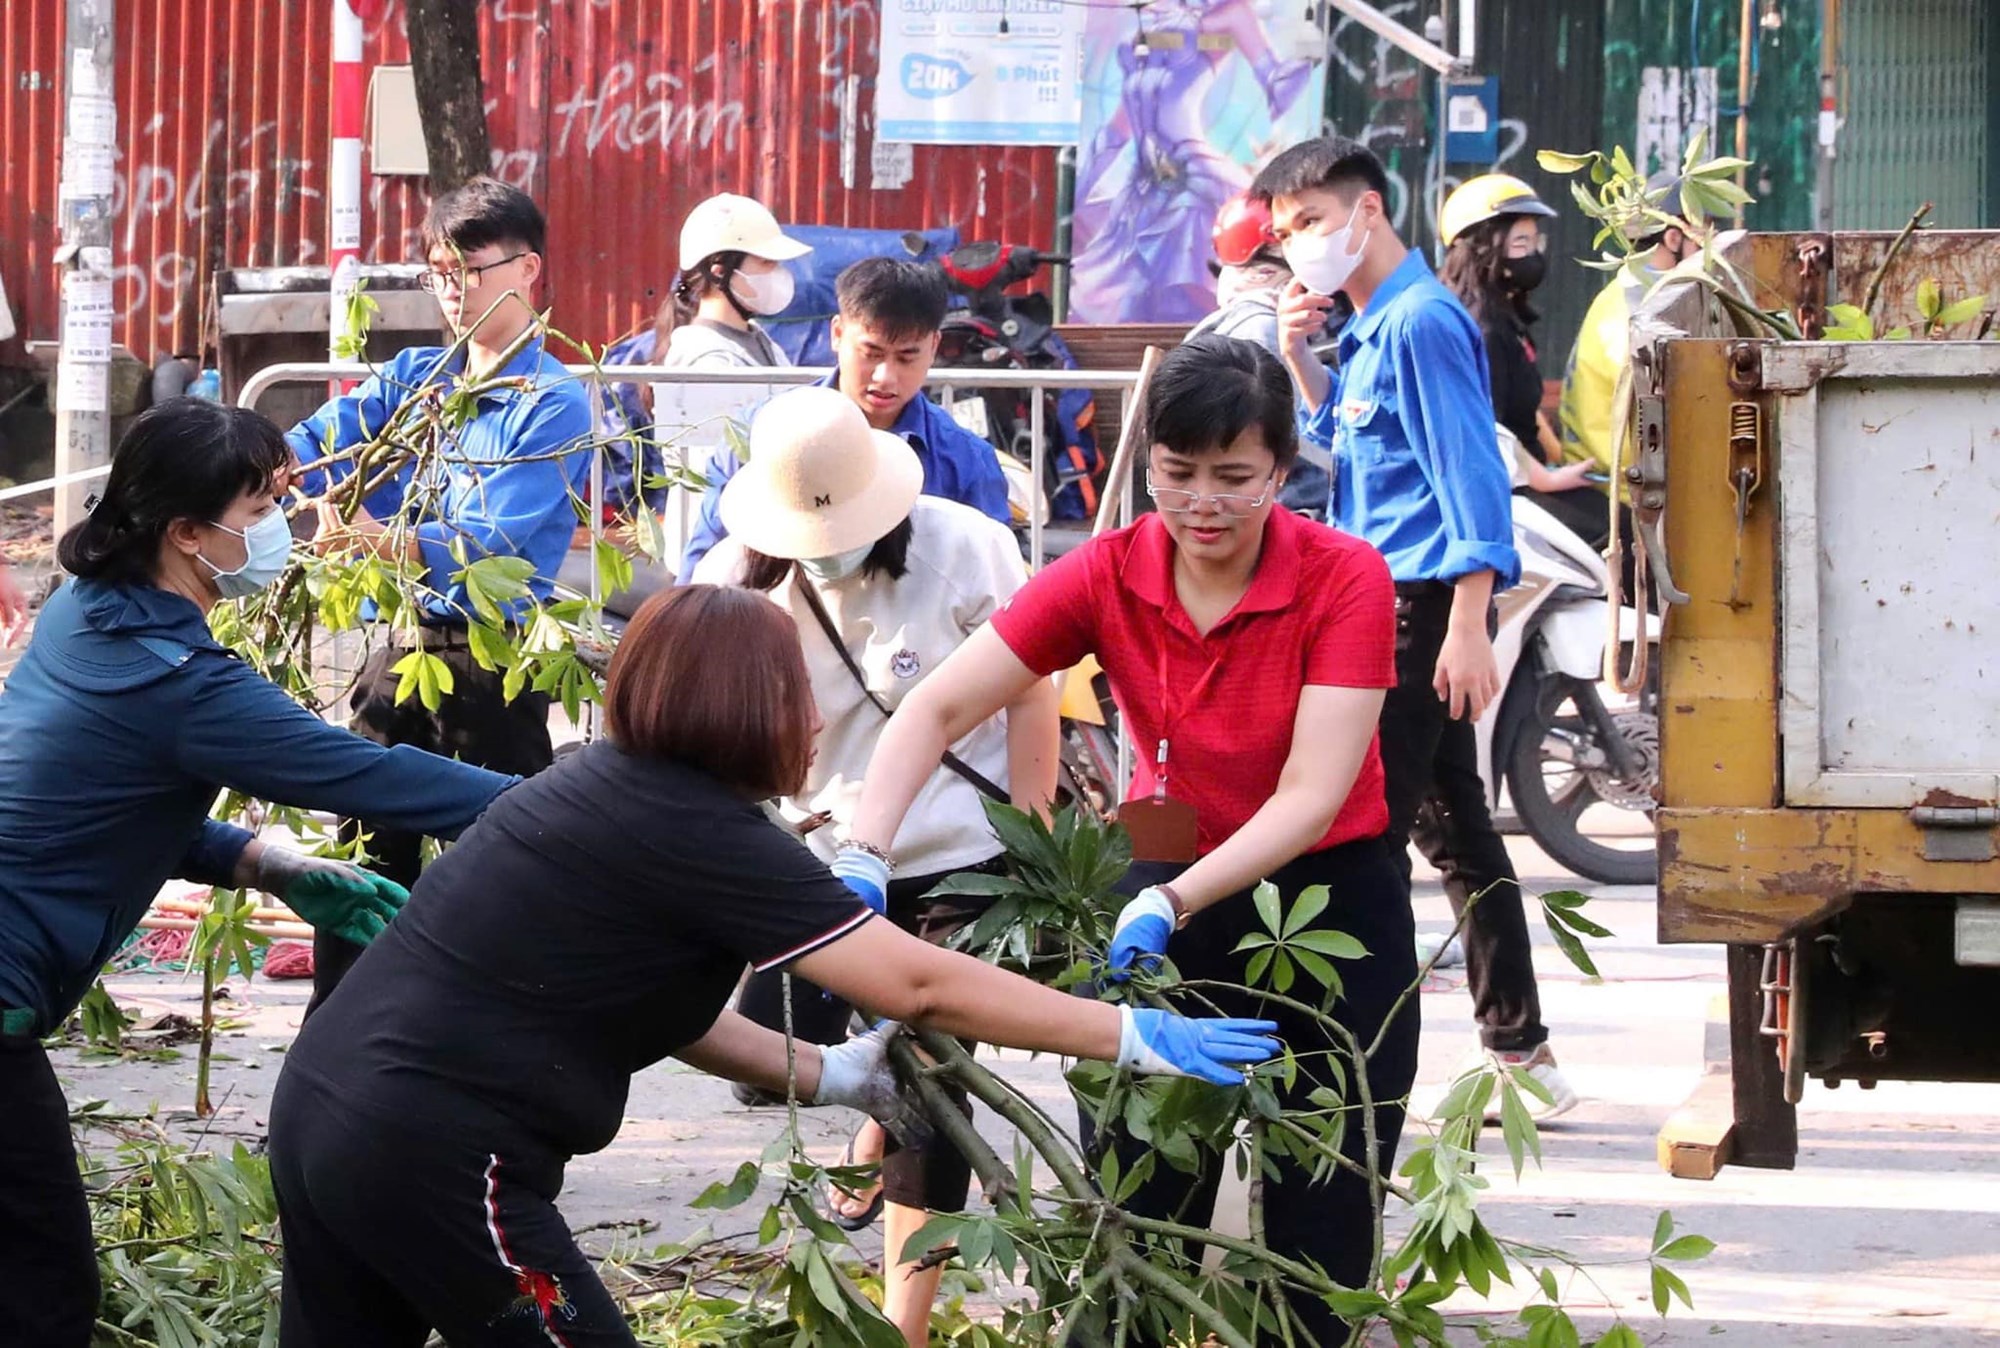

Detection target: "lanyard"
[1152, 638, 1226, 803]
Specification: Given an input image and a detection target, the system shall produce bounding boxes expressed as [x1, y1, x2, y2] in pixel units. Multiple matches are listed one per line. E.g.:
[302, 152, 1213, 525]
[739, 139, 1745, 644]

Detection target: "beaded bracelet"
[840, 837, 895, 872]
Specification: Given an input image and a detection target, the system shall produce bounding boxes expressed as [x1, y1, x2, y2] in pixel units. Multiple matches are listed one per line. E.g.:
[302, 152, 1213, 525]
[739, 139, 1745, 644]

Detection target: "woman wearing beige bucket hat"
[695, 384, 1060, 1347]
[655, 193, 813, 370]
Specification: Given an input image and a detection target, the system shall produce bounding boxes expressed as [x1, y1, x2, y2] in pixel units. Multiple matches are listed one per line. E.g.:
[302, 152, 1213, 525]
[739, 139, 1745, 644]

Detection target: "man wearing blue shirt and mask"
[1254, 136, 1575, 1118]
[287, 178, 593, 1007]
[677, 257, 1011, 583]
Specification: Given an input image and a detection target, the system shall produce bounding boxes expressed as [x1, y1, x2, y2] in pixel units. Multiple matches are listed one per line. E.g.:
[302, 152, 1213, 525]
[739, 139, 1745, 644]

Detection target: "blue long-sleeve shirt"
[1300, 253, 1519, 588]
[676, 372, 1012, 583]
[287, 340, 595, 622]
[0, 580, 516, 1034]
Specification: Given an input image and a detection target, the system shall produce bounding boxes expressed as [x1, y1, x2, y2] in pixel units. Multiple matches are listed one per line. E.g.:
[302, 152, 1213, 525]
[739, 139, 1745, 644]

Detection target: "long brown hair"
[1437, 215, 1521, 325]
[603, 585, 816, 798]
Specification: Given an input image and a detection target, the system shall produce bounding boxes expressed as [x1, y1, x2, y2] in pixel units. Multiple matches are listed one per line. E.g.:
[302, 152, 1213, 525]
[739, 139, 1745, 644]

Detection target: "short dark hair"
[1252, 135, 1393, 209]
[1147, 336, 1298, 469]
[836, 257, 948, 342]
[57, 399, 290, 585]
[738, 515, 916, 592]
[422, 176, 547, 258]
[603, 585, 815, 799]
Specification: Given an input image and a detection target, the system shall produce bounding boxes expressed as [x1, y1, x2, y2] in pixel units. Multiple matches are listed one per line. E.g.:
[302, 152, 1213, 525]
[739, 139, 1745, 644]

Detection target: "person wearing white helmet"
[657, 192, 813, 369]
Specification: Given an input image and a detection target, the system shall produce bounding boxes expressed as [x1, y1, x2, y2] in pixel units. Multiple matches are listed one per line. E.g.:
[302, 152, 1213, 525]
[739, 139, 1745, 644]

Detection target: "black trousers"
[0, 1026, 98, 1347]
[1382, 582, 1545, 1052]
[1093, 840, 1419, 1345]
[271, 1072, 636, 1347]
[735, 859, 1000, 1213]
[307, 638, 554, 1014]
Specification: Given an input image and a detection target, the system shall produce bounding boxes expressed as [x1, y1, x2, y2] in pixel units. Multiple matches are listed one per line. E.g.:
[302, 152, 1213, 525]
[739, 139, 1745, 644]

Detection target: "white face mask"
[731, 266, 795, 317]
[798, 544, 873, 583]
[1283, 199, 1371, 297]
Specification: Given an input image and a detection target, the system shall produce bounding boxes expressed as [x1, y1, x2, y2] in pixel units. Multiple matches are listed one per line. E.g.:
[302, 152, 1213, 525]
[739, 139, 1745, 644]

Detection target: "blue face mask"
[200, 508, 293, 599]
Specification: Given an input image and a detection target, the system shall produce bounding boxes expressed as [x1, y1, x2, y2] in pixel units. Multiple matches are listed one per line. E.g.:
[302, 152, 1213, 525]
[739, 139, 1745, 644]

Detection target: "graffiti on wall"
[1067, 0, 1325, 323]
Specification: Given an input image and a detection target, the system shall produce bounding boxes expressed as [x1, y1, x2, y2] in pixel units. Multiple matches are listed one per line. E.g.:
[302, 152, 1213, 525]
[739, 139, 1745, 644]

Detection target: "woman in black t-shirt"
[268, 585, 1278, 1348]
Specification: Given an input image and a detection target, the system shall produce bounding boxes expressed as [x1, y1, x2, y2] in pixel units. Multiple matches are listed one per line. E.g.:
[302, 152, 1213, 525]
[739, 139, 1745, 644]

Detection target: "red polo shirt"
[991, 507, 1395, 857]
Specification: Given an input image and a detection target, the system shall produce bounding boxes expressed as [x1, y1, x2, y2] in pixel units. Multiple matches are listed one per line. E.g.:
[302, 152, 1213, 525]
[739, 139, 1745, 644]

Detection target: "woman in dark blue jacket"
[0, 398, 516, 1348]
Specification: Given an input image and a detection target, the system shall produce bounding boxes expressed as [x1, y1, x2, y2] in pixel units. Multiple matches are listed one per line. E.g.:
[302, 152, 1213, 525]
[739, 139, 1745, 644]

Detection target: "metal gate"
[1833, 0, 1992, 229]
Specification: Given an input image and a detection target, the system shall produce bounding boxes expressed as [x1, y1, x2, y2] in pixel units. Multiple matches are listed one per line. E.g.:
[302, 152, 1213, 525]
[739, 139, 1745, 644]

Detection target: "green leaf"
[1536, 1266, 1560, 1301]
[1658, 1264, 1694, 1310]
[1546, 918, 1599, 977]
[1282, 884, 1330, 937]
[1252, 880, 1282, 937]
[1657, 1233, 1716, 1262]
[593, 537, 635, 598]
[897, 1214, 965, 1266]
[1289, 928, 1369, 960]
[1245, 947, 1273, 988]
[1535, 149, 1596, 175]
[1290, 945, 1338, 992]
[1917, 277, 1943, 320]
[757, 1203, 782, 1246]
[1652, 1209, 1675, 1253]
[691, 1160, 761, 1210]
[1593, 1325, 1645, 1348]
[1270, 948, 1296, 994]
[1883, 325, 1914, 341]
[1320, 1289, 1390, 1318]
[1498, 1078, 1543, 1176]
[1934, 294, 1987, 328]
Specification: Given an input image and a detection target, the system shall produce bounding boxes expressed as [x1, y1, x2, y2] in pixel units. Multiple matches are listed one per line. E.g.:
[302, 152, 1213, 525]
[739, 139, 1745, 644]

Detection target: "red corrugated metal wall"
[2, 0, 1059, 368]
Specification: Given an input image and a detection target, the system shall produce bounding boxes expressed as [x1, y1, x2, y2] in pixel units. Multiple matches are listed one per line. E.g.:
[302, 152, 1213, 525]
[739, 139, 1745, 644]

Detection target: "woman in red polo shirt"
[847, 335, 1418, 1340]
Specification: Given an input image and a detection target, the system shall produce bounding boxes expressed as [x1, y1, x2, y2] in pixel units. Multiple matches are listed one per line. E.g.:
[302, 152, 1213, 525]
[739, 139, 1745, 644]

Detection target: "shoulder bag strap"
[791, 567, 1011, 804]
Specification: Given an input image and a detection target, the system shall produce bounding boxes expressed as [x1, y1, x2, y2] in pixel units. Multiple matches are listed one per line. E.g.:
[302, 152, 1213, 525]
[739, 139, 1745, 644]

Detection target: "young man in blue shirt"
[1256, 136, 1575, 1117]
[287, 178, 594, 1006]
[677, 257, 1011, 582]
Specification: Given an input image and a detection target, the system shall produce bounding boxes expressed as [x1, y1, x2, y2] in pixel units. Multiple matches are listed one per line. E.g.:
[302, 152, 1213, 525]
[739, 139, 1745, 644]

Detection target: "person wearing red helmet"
[1188, 191, 1340, 519]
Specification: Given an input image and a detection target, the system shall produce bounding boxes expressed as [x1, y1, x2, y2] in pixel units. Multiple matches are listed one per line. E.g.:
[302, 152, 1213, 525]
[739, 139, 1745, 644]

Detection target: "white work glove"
[810, 1021, 933, 1148]
[830, 846, 890, 914]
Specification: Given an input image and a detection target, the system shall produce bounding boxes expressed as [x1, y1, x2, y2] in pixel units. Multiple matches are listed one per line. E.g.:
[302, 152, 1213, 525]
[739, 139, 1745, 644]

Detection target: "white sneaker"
[1415, 932, 1465, 969]
[1443, 1043, 1579, 1123]
[1491, 1043, 1579, 1122]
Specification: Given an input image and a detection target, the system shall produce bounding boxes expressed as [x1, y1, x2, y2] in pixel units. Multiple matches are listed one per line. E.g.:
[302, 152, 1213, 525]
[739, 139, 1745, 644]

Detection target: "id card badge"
[1116, 737, 1199, 862]
[1117, 795, 1199, 863]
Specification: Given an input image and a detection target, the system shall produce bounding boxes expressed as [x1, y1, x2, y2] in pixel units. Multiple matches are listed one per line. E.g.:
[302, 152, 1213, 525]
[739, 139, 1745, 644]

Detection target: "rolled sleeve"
[1392, 310, 1520, 588]
[677, 451, 743, 585]
[1299, 396, 1338, 457]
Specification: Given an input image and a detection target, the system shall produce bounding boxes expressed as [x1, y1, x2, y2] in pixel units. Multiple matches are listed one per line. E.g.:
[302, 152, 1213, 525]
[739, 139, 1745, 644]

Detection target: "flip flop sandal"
[826, 1132, 886, 1232]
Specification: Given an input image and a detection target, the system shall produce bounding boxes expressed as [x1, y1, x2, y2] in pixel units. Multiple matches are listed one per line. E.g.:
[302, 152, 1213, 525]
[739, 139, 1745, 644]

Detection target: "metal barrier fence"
[233, 361, 1145, 574]
[231, 360, 1144, 781]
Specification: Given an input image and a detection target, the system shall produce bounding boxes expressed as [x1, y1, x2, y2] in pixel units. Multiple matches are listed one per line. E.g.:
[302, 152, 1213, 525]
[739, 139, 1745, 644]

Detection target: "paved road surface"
[58, 835, 2000, 1344]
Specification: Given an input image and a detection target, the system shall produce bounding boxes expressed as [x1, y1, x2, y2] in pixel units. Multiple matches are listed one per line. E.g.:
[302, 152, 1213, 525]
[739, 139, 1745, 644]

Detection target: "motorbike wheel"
[1505, 666, 1659, 887]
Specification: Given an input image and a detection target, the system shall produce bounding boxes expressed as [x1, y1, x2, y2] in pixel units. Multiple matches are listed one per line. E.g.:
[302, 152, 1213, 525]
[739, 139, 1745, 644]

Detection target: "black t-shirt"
[1480, 306, 1546, 461]
[282, 741, 874, 1158]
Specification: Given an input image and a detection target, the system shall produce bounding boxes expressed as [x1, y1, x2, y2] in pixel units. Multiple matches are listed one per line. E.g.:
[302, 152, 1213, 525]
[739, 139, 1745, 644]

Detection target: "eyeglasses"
[417, 251, 530, 295]
[1146, 470, 1276, 517]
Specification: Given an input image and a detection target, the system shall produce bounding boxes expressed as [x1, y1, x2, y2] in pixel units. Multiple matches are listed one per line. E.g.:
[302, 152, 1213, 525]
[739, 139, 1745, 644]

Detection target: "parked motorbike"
[922, 238, 1103, 527]
[1479, 494, 1661, 886]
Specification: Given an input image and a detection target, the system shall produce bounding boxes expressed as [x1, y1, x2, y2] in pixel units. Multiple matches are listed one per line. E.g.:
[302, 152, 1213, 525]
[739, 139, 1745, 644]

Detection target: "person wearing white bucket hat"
[656, 192, 813, 370]
[696, 385, 1059, 1348]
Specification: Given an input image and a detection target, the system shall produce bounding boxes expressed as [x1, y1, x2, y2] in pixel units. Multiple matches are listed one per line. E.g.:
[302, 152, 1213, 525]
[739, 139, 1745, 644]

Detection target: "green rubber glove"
[254, 849, 410, 947]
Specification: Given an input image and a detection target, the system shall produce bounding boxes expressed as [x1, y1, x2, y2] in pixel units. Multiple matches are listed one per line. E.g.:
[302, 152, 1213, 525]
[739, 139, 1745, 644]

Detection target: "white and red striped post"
[329, 0, 366, 390]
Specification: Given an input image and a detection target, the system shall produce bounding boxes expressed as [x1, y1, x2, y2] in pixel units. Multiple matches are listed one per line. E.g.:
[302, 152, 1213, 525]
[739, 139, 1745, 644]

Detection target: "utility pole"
[54, 0, 116, 534]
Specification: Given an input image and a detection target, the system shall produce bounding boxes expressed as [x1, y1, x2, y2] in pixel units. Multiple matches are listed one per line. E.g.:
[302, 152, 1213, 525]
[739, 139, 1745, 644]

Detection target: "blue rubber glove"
[1116, 1006, 1281, 1087]
[831, 846, 889, 915]
[1105, 887, 1176, 982]
[256, 849, 408, 947]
